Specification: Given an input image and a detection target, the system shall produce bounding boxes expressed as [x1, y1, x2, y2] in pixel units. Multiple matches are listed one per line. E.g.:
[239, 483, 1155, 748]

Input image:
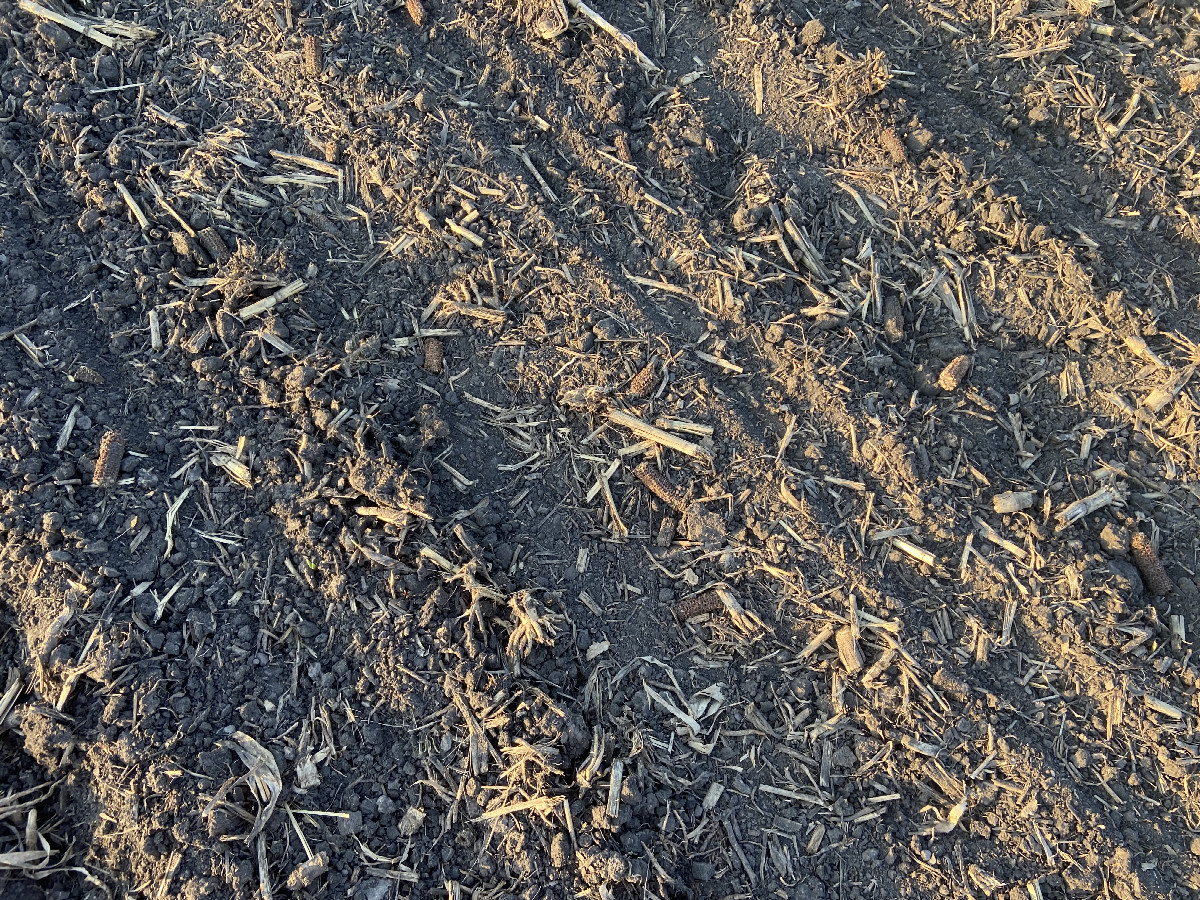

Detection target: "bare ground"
[2, 0, 1200, 898]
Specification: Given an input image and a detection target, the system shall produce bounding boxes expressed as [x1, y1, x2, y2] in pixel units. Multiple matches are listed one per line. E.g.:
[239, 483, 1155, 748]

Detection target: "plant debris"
[1, 0, 1199, 897]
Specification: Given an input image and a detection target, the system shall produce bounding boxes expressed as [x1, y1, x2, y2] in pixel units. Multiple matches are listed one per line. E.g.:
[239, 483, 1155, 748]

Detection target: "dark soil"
[2, 0, 1200, 898]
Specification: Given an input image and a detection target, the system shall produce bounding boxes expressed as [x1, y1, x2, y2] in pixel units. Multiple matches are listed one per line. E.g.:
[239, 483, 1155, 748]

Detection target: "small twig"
[0, 318, 39, 342]
[608, 409, 712, 463]
[511, 147, 558, 203]
[115, 183, 150, 230]
[18, 0, 156, 46]
[566, 0, 661, 73]
[19, 0, 114, 46]
[239, 279, 306, 318]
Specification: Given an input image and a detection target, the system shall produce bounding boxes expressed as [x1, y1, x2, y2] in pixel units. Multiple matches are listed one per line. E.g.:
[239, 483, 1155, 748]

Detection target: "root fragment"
[507, 590, 559, 660]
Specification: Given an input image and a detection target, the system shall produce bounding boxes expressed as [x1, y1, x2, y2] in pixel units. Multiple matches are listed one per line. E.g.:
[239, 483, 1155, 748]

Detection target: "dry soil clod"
[880, 128, 907, 165]
[170, 230, 204, 263]
[93, 430, 125, 488]
[1130, 532, 1171, 596]
[285, 853, 330, 891]
[800, 18, 826, 47]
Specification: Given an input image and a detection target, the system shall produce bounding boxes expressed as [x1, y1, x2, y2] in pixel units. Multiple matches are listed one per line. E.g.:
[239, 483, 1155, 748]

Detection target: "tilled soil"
[2, 0, 1200, 898]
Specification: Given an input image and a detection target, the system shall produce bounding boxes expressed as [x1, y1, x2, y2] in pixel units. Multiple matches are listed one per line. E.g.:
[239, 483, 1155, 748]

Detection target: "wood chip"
[835, 626, 863, 673]
[992, 491, 1034, 514]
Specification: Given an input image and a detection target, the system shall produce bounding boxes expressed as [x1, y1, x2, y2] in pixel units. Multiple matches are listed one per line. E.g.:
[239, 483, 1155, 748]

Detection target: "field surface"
[2, 0, 1200, 898]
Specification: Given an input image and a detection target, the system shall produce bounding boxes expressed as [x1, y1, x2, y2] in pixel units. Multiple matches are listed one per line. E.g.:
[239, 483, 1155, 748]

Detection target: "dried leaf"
[643, 682, 702, 735]
[215, 731, 283, 840]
